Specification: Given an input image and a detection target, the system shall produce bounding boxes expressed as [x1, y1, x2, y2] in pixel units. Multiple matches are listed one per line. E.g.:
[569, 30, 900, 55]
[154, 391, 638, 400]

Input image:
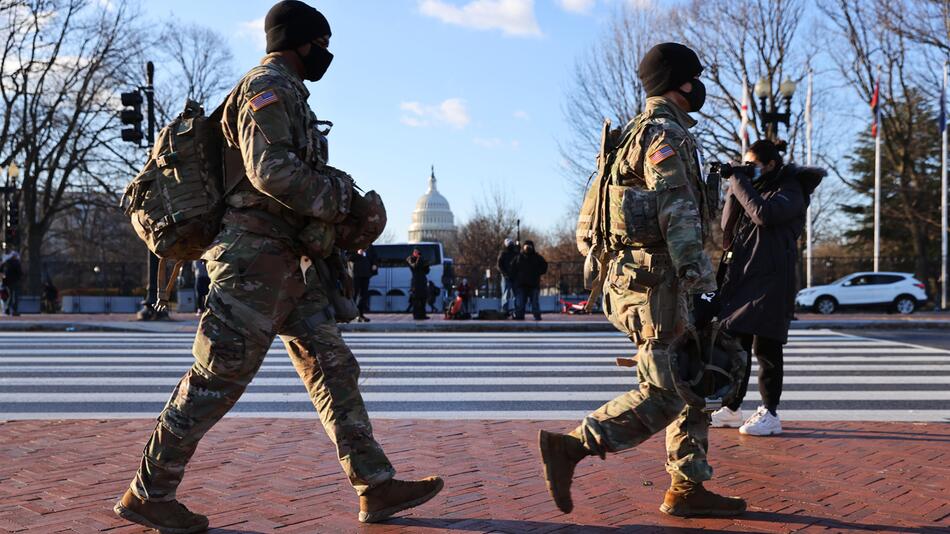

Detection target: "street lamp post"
[2, 163, 20, 250]
[753, 77, 796, 141]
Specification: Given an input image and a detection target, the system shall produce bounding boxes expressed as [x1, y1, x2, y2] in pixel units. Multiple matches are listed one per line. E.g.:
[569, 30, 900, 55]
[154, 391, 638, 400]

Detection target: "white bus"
[366, 242, 452, 312]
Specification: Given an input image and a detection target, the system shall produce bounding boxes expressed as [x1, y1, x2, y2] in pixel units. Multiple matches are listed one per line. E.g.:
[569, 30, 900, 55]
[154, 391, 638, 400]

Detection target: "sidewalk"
[1, 311, 950, 333]
[0, 419, 946, 532]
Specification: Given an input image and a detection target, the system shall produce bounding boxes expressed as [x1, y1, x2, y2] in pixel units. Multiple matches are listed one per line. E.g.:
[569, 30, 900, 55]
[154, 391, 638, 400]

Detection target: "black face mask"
[299, 45, 334, 81]
[678, 78, 706, 112]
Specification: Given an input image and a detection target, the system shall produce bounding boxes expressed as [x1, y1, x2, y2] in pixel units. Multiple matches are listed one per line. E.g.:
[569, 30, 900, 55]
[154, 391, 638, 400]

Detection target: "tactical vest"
[575, 113, 661, 260]
[576, 111, 712, 259]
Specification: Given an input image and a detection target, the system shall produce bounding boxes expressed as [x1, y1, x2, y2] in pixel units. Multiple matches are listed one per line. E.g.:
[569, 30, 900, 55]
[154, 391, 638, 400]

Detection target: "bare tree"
[560, 5, 667, 200]
[819, 0, 943, 287]
[877, 0, 950, 56]
[1, 0, 150, 292]
[454, 189, 519, 291]
[153, 18, 235, 124]
[671, 0, 815, 160]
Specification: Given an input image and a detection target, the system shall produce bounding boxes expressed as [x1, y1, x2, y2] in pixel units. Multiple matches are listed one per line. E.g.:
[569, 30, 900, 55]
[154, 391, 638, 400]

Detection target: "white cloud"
[237, 17, 266, 50]
[418, 0, 542, 37]
[474, 137, 503, 148]
[557, 0, 595, 14]
[513, 110, 530, 120]
[400, 98, 471, 129]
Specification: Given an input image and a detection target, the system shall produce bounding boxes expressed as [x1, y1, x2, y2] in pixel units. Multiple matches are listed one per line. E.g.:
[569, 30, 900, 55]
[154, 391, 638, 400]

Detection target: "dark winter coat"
[1, 256, 21, 286]
[350, 250, 377, 279]
[497, 244, 518, 279]
[407, 256, 430, 295]
[511, 251, 548, 289]
[718, 164, 824, 344]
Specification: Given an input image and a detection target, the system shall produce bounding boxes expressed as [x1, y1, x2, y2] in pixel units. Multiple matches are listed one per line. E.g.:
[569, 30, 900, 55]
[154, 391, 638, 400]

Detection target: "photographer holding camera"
[710, 139, 824, 436]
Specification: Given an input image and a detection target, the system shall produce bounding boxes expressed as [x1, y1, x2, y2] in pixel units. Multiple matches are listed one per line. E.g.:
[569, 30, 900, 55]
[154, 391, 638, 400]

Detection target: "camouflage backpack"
[121, 99, 235, 309]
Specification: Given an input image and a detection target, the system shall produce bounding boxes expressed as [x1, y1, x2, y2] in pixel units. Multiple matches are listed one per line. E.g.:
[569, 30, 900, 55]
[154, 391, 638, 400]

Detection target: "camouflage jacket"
[610, 96, 715, 294]
[221, 54, 352, 237]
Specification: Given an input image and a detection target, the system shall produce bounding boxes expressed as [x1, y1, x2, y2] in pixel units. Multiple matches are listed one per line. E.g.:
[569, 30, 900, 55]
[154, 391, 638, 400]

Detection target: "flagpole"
[873, 68, 881, 273]
[941, 61, 948, 310]
[805, 69, 813, 287]
[740, 76, 749, 156]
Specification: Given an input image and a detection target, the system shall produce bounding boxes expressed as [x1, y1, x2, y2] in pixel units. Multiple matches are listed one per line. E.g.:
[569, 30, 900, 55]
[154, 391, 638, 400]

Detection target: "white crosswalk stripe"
[0, 329, 947, 421]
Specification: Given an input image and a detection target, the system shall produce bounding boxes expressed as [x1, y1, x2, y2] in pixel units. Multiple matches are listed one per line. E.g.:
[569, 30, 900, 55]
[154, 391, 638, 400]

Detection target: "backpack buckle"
[157, 152, 179, 168]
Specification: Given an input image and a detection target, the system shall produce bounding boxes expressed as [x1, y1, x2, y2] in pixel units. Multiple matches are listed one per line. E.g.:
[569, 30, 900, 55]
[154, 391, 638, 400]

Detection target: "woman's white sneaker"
[739, 406, 782, 436]
[710, 407, 744, 428]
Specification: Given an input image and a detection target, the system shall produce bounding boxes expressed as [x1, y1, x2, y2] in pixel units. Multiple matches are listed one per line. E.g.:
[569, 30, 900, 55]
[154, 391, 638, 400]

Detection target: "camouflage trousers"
[570, 248, 712, 484]
[130, 226, 394, 502]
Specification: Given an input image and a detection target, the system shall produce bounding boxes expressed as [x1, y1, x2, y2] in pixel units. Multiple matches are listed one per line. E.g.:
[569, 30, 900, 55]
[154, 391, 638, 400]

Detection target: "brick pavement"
[0, 419, 947, 533]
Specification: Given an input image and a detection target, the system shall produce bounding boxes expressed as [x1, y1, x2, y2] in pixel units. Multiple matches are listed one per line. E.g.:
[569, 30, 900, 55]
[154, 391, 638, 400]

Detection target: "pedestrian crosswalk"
[0, 330, 948, 421]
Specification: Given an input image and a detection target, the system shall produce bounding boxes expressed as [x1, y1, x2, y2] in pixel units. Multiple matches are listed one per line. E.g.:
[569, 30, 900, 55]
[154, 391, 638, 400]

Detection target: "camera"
[708, 161, 757, 180]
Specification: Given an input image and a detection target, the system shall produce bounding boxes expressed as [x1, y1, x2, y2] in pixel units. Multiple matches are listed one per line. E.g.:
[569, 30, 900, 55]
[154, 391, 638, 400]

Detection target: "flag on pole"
[870, 76, 881, 137]
[739, 77, 750, 156]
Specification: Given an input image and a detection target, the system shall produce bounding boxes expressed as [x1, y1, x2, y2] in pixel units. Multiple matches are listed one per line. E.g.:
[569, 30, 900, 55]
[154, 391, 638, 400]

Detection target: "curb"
[1, 319, 949, 333]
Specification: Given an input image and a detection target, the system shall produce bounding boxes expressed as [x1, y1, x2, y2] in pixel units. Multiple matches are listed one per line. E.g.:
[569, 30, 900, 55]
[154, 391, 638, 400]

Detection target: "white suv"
[796, 272, 928, 315]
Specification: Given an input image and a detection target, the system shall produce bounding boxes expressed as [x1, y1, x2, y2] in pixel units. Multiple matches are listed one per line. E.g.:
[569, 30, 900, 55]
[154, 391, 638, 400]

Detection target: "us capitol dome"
[408, 166, 457, 248]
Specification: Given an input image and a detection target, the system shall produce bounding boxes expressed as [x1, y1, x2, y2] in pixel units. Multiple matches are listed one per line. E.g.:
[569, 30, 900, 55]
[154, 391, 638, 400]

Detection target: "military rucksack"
[121, 99, 233, 309]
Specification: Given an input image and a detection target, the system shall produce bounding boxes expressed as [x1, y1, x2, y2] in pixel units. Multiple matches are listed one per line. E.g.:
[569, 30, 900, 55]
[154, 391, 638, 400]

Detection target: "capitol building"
[408, 166, 457, 250]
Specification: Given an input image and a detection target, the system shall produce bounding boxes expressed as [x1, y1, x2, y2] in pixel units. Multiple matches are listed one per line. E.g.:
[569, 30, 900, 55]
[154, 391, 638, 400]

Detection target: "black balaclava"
[638, 42, 705, 111]
[265, 1, 334, 81]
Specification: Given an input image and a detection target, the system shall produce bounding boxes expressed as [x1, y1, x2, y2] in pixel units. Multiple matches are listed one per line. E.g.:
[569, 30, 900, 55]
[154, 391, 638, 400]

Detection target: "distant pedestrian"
[0, 249, 22, 316]
[349, 248, 377, 322]
[457, 278, 472, 316]
[510, 240, 547, 321]
[710, 138, 824, 436]
[41, 278, 59, 314]
[193, 260, 211, 316]
[407, 249, 430, 320]
[441, 261, 455, 304]
[496, 238, 518, 317]
[426, 280, 440, 313]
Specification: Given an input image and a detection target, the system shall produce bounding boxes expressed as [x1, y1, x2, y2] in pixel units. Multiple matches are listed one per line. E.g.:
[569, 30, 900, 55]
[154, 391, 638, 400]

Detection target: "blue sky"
[139, 0, 652, 239]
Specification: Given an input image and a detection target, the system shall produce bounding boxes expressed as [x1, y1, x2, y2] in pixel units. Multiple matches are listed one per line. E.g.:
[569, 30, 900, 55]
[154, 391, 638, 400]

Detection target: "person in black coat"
[496, 239, 518, 317]
[350, 248, 378, 322]
[407, 249, 430, 320]
[0, 250, 22, 316]
[711, 139, 824, 436]
[510, 240, 548, 320]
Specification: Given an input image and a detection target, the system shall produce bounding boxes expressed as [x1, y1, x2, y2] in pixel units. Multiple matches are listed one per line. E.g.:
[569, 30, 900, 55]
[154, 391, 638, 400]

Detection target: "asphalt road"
[837, 329, 950, 351]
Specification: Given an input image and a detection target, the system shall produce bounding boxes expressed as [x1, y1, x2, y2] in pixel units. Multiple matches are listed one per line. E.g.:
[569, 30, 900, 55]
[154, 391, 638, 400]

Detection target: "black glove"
[691, 291, 720, 329]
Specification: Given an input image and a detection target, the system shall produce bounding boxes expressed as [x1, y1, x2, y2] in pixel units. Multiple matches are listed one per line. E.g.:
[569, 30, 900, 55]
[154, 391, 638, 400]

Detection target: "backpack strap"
[154, 259, 185, 312]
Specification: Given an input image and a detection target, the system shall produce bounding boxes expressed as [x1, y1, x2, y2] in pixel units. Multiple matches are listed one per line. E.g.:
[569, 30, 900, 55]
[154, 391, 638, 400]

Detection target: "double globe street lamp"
[754, 77, 797, 141]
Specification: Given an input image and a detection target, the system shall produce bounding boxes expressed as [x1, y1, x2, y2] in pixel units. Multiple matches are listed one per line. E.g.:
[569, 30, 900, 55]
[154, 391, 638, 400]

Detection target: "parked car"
[796, 272, 928, 315]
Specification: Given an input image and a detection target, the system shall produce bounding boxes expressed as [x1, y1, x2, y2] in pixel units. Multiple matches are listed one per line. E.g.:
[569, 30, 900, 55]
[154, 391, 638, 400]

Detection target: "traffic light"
[120, 90, 144, 144]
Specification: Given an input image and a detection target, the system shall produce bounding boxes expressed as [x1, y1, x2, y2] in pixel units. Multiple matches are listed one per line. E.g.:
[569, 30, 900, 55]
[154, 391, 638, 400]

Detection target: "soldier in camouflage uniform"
[539, 43, 746, 518]
[114, 3, 443, 532]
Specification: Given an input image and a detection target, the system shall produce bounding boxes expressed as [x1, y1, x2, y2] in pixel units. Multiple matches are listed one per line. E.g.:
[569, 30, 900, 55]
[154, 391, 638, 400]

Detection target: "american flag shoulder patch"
[648, 144, 675, 165]
[248, 89, 279, 112]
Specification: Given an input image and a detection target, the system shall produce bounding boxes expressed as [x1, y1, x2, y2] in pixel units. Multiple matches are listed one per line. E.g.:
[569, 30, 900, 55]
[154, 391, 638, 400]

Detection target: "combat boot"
[358, 476, 444, 523]
[538, 430, 590, 513]
[659, 481, 747, 517]
[113, 489, 209, 533]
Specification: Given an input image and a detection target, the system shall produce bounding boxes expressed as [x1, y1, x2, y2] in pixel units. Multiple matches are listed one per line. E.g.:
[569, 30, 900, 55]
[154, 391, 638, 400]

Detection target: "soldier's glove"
[299, 219, 335, 259]
[336, 190, 387, 252]
[691, 291, 720, 330]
